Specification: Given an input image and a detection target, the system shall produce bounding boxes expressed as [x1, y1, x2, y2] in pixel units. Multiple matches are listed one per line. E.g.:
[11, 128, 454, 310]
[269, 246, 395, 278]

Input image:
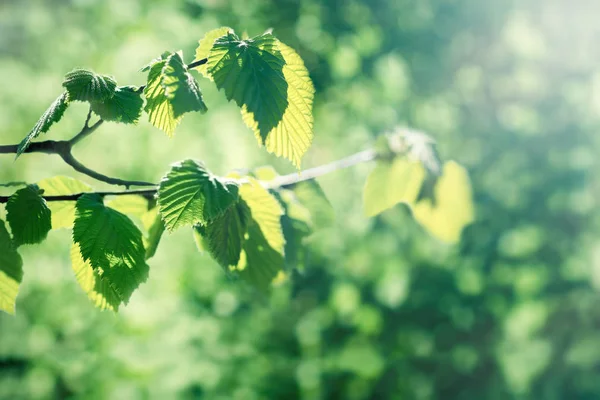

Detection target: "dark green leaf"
[17, 92, 69, 156]
[203, 200, 250, 268]
[37, 176, 92, 230]
[0, 220, 23, 314]
[90, 86, 143, 124]
[193, 27, 231, 78]
[73, 194, 149, 304]
[6, 185, 52, 246]
[62, 68, 117, 102]
[157, 160, 239, 231]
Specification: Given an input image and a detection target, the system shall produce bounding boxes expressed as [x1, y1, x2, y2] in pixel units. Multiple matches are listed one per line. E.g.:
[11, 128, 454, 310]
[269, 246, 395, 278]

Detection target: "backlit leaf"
[17, 92, 69, 156]
[73, 194, 149, 303]
[90, 86, 143, 124]
[157, 160, 239, 231]
[162, 51, 208, 117]
[0, 220, 23, 315]
[38, 176, 92, 229]
[203, 200, 250, 268]
[193, 27, 231, 78]
[6, 185, 52, 246]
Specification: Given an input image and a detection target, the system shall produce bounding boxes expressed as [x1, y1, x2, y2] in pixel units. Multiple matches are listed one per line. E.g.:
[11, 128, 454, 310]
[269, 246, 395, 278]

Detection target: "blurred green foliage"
[1, 0, 600, 398]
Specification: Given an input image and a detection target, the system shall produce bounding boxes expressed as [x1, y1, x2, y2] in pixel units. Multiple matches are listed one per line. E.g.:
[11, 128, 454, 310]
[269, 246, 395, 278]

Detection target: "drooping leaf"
[203, 200, 250, 268]
[412, 161, 475, 243]
[38, 176, 92, 229]
[73, 194, 149, 303]
[240, 40, 315, 168]
[70, 243, 120, 311]
[157, 160, 239, 231]
[141, 210, 165, 260]
[143, 54, 181, 136]
[235, 218, 286, 292]
[6, 185, 52, 246]
[140, 51, 172, 72]
[106, 195, 165, 260]
[17, 92, 69, 156]
[0, 220, 23, 315]
[276, 189, 313, 271]
[238, 177, 285, 254]
[162, 51, 208, 118]
[144, 51, 207, 136]
[62, 68, 117, 102]
[192, 225, 209, 253]
[193, 27, 231, 78]
[90, 86, 143, 124]
[363, 158, 425, 217]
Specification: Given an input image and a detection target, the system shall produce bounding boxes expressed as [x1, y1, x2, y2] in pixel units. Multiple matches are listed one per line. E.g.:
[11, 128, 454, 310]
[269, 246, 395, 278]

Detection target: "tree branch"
[0, 189, 156, 204]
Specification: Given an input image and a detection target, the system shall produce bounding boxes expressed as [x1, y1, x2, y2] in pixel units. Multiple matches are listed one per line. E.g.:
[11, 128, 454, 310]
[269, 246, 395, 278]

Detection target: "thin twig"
[70, 119, 104, 146]
[0, 189, 157, 203]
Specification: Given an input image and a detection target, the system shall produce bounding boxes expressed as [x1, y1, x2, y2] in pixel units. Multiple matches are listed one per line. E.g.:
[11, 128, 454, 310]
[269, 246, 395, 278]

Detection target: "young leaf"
[142, 210, 165, 260]
[17, 92, 69, 156]
[202, 200, 250, 268]
[73, 194, 149, 304]
[412, 161, 475, 243]
[38, 176, 92, 229]
[162, 51, 208, 118]
[143, 55, 181, 136]
[363, 158, 425, 217]
[144, 51, 207, 136]
[240, 40, 315, 168]
[90, 86, 143, 124]
[157, 160, 239, 231]
[62, 68, 117, 102]
[6, 185, 52, 246]
[0, 220, 23, 315]
[193, 27, 231, 78]
[70, 243, 120, 311]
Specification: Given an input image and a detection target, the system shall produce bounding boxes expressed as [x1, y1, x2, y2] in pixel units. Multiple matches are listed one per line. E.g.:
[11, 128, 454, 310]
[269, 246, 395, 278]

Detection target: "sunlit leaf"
[70, 243, 120, 311]
[363, 158, 425, 217]
[17, 92, 69, 156]
[38, 176, 92, 229]
[0, 220, 23, 315]
[412, 161, 475, 243]
[6, 185, 52, 246]
[90, 86, 143, 124]
[203, 200, 250, 268]
[193, 27, 231, 78]
[73, 194, 149, 303]
[158, 160, 239, 231]
[62, 68, 117, 102]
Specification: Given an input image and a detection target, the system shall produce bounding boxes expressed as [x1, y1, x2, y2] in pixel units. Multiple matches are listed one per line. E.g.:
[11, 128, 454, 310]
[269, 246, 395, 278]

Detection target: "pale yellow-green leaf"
[412, 161, 475, 243]
[37, 176, 92, 229]
[241, 40, 315, 168]
[193, 27, 231, 78]
[238, 177, 285, 254]
[0, 220, 22, 315]
[70, 243, 120, 311]
[363, 158, 425, 217]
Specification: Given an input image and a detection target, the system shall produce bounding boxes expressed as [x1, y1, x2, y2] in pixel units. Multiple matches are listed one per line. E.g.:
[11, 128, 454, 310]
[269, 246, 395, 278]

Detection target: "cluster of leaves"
[0, 28, 474, 315]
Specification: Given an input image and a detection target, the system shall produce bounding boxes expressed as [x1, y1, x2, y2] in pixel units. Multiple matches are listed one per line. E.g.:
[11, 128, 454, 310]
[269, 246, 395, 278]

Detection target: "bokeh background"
[1, 0, 600, 398]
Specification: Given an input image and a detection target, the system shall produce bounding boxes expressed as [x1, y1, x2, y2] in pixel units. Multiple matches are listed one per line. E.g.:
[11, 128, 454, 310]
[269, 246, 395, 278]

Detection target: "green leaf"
[90, 86, 143, 124]
[6, 185, 52, 246]
[238, 177, 285, 254]
[203, 200, 250, 268]
[73, 194, 149, 303]
[62, 68, 117, 102]
[157, 160, 239, 231]
[106, 195, 165, 260]
[144, 51, 207, 136]
[240, 40, 315, 168]
[363, 158, 425, 217]
[143, 56, 181, 136]
[193, 27, 231, 78]
[207, 31, 315, 167]
[412, 161, 475, 243]
[276, 190, 313, 271]
[70, 243, 120, 311]
[17, 92, 69, 156]
[37, 176, 92, 229]
[0, 220, 23, 315]
[162, 51, 208, 118]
